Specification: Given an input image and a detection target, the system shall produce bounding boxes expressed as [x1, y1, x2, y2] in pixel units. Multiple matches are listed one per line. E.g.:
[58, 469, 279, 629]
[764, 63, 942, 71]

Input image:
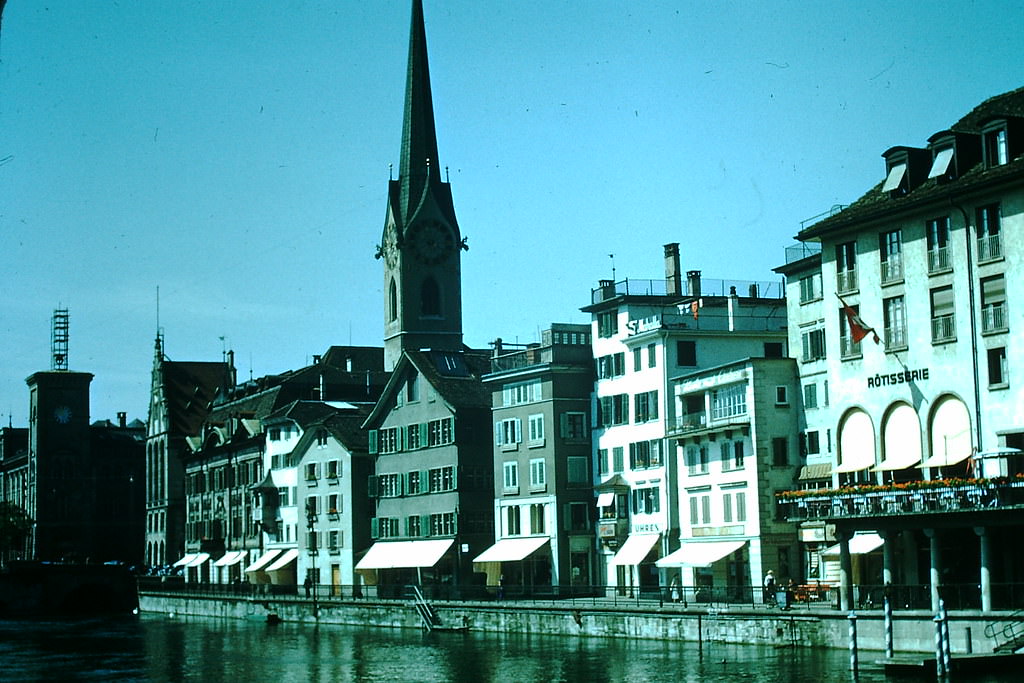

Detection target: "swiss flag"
[838, 295, 880, 344]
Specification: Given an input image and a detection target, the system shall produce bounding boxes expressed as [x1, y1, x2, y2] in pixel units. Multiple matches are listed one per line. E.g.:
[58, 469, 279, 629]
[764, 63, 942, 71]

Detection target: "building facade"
[776, 87, 1024, 612]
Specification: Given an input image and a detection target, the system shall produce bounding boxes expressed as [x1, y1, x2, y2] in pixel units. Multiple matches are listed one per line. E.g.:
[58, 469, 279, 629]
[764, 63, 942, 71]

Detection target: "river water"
[0, 613, 1013, 682]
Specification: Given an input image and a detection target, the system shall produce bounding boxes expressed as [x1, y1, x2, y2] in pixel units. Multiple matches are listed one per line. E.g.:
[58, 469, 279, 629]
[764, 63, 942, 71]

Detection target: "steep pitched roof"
[799, 87, 1024, 240]
[160, 360, 228, 436]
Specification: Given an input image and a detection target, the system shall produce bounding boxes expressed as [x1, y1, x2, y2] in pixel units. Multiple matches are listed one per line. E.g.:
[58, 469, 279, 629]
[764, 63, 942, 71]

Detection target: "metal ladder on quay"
[407, 584, 442, 633]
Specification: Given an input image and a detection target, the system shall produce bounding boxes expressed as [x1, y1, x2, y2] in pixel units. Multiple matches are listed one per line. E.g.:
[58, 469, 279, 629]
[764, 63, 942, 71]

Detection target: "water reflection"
[1, 614, 1016, 682]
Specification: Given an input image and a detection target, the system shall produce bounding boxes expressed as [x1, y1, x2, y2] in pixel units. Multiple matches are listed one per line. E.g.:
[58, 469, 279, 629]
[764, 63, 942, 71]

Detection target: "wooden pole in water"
[847, 611, 858, 674]
[884, 595, 894, 658]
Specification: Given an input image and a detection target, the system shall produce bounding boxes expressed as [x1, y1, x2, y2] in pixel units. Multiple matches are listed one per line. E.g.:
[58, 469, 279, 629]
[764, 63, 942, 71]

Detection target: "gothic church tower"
[378, 0, 466, 371]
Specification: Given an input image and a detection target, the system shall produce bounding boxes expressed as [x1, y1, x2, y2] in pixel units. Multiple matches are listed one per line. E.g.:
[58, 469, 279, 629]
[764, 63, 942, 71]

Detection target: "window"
[406, 470, 423, 496]
[598, 394, 629, 427]
[881, 161, 907, 194]
[632, 486, 661, 514]
[327, 493, 340, 514]
[506, 506, 521, 535]
[569, 502, 590, 532]
[807, 431, 820, 455]
[633, 347, 642, 372]
[879, 230, 903, 283]
[775, 386, 789, 406]
[561, 412, 586, 440]
[688, 493, 710, 525]
[597, 448, 608, 476]
[428, 466, 455, 493]
[428, 512, 456, 536]
[723, 492, 733, 523]
[736, 492, 747, 522]
[529, 458, 546, 490]
[929, 146, 955, 180]
[838, 305, 862, 359]
[426, 417, 453, 446]
[981, 276, 1007, 333]
[277, 486, 290, 506]
[596, 353, 626, 379]
[988, 347, 1008, 387]
[612, 446, 624, 473]
[977, 204, 1002, 262]
[374, 517, 400, 539]
[326, 460, 340, 479]
[799, 272, 823, 303]
[926, 216, 951, 272]
[772, 437, 788, 466]
[406, 423, 422, 450]
[378, 473, 401, 498]
[836, 241, 857, 293]
[883, 296, 907, 350]
[984, 125, 1008, 167]
[379, 427, 401, 454]
[503, 461, 519, 491]
[328, 530, 341, 551]
[269, 427, 281, 441]
[677, 340, 697, 367]
[503, 379, 542, 406]
[496, 418, 522, 447]
[801, 327, 826, 362]
[567, 456, 589, 484]
[388, 279, 398, 322]
[406, 373, 419, 402]
[528, 414, 545, 444]
[305, 463, 319, 482]
[406, 515, 422, 537]
[633, 390, 659, 423]
[647, 343, 657, 368]
[629, 439, 662, 469]
[712, 384, 746, 419]
[686, 445, 709, 475]
[598, 310, 618, 338]
[803, 383, 818, 409]
[930, 286, 956, 343]
[529, 504, 545, 534]
[731, 441, 745, 469]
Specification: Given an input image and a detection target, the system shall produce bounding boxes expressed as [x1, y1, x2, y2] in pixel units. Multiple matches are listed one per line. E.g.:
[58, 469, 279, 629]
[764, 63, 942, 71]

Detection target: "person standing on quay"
[764, 570, 776, 604]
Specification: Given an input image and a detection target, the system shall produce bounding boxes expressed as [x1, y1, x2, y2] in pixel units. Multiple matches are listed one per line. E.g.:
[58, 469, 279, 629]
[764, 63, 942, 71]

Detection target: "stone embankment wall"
[139, 593, 999, 655]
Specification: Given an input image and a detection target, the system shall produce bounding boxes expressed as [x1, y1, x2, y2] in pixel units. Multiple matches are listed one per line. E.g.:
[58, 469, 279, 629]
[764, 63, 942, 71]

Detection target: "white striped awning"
[265, 548, 299, 572]
[245, 549, 283, 573]
[609, 533, 660, 566]
[822, 533, 884, 557]
[185, 552, 210, 568]
[472, 537, 549, 564]
[656, 540, 746, 568]
[214, 550, 248, 567]
[172, 553, 198, 567]
[355, 540, 454, 570]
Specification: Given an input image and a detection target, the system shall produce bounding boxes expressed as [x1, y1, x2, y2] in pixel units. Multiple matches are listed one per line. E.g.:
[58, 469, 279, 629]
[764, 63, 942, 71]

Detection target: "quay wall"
[139, 593, 1000, 655]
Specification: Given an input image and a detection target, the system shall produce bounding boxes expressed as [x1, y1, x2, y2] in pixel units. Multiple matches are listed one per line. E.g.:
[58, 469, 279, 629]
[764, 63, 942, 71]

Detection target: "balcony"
[978, 234, 1003, 262]
[880, 257, 903, 284]
[884, 325, 907, 351]
[836, 268, 858, 294]
[839, 335, 861, 359]
[669, 412, 707, 435]
[928, 246, 951, 273]
[982, 303, 1008, 334]
[777, 476, 1024, 523]
[931, 314, 956, 343]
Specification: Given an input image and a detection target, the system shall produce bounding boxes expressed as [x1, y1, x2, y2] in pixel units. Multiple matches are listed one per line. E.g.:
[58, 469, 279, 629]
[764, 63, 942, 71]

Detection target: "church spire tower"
[378, 0, 466, 371]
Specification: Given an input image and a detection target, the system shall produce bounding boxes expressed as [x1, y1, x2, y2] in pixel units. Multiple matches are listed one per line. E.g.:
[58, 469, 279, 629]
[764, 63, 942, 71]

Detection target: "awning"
[185, 552, 210, 568]
[214, 550, 248, 567]
[472, 537, 549, 563]
[596, 492, 614, 507]
[822, 533, 884, 557]
[609, 533, 660, 566]
[798, 463, 833, 481]
[245, 548, 284, 573]
[265, 548, 299, 572]
[834, 458, 874, 474]
[355, 539, 454, 570]
[918, 449, 973, 469]
[172, 553, 198, 567]
[656, 540, 746, 568]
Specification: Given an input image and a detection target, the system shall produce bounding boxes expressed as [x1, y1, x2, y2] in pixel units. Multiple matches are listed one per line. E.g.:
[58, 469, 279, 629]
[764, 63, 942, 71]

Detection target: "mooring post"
[883, 595, 894, 659]
[847, 611, 858, 674]
[934, 611, 946, 679]
[940, 600, 951, 676]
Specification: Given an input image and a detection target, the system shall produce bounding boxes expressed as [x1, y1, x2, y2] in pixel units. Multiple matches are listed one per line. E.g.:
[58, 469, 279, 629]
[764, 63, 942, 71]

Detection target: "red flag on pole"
[838, 295, 880, 344]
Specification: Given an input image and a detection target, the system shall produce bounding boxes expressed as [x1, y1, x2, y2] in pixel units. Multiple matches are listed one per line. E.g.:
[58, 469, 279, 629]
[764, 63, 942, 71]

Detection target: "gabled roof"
[291, 407, 374, 460]
[799, 87, 1024, 240]
[264, 400, 347, 429]
[159, 360, 228, 436]
[362, 349, 490, 428]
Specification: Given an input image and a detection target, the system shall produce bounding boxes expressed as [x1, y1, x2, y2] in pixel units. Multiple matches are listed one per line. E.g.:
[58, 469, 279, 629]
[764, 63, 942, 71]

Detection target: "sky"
[2, 0, 1023, 426]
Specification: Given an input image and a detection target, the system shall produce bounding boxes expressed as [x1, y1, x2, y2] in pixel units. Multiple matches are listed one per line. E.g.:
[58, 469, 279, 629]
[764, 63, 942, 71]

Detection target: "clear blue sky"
[2, 1, 1022, 426]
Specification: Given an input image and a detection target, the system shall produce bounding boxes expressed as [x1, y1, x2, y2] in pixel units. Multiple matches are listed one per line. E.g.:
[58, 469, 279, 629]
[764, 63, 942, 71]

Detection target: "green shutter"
[419, 422, 428, 447]
[368, 429, 378, 455]
[367, 475, 379, 498]
[370, 517, 379, 539]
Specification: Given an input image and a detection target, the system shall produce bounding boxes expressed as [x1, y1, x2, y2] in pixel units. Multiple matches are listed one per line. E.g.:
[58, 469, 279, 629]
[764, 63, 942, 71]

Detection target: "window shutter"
[370, 517, 379, 539]
[495, 422, 503, 446]
[368, 429, 378, 455]
[419, 422, 428, 446]
[451, 466, 459, 490]
[367, 475, 379, 498]
[421, 514, 431, 537]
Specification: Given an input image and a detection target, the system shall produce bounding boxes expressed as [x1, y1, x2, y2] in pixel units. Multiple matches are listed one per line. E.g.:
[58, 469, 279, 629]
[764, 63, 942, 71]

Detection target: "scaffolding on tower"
[51, 307, 69, 371]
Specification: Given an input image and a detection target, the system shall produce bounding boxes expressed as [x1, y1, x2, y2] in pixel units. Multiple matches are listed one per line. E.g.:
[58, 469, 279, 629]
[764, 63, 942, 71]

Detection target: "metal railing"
[981, 303, 1008, 333]
[880, 257, 903, 284]
[985, 609, 1024, 651]
[928, 246, 951, 273]
[978, 234, 1003, 262]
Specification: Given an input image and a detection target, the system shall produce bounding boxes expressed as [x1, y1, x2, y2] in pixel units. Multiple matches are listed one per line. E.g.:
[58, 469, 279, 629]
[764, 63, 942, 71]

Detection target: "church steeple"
[379, 0, 466, 371]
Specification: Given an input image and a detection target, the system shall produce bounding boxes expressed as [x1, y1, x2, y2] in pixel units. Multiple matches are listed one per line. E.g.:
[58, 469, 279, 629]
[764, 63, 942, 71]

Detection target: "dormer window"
[881, 162, 908, 194]
[983, 124, 1008, 167]
[928, 147, 955, 180]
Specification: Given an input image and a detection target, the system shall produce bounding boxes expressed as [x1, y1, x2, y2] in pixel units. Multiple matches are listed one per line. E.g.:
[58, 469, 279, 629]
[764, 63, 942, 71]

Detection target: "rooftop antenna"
[389, 163, 393, 181]
[51, 307, 70, 371]
[609, 253, 616, 281]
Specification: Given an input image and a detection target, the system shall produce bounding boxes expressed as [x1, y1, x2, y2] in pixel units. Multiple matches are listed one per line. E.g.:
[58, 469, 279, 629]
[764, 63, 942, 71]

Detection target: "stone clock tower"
[378, 0, 467, 371]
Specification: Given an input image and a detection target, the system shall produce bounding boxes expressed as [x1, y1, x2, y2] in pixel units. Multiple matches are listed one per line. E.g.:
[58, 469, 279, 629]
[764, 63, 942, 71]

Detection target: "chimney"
[687, 270, 702, 298]
[313, 354, 322, 364]
[226, 350, 237, 388]
[664, 243, 681, 296]
[728, 286, 739, 332]
[117, 411, 127, 428]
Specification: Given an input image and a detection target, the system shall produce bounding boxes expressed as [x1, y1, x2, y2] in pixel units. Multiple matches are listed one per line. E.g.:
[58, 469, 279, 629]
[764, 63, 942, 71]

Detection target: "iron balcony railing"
[928, 246, 951, 273]
[978, 234, 1003, 262]
[778, 479, 1024, 523]
[884, 325, 907, 350]
[839, 335, 861, 359]
[931, 314, 956, 343]
[880, 256, 903, 284]
[591, 277, 783, 305]
[982, 303, 1008, 333]
[836, 269, 858, 294]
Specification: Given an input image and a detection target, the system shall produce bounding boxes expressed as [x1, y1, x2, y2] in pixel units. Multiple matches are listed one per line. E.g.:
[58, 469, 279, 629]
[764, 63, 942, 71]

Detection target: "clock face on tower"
[383, 225, 401, 269]
[53, 405, 72, 424]
[408, 219, 454, 265]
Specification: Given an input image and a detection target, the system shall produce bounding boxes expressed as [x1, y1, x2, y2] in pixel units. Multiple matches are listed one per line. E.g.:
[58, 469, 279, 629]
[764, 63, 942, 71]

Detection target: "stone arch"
[879, 402, 922, 480]
[388, 277, 398, 322]
[924, 394, 973, 473]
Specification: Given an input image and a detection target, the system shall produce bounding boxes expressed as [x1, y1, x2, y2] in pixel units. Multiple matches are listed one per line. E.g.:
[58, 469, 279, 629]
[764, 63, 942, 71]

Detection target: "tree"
[0, 501, 33, 563]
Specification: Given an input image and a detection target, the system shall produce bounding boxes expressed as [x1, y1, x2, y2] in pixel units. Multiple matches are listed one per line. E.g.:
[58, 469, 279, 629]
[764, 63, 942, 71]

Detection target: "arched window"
[879, 402, 922, 480]
[422, 276, 441, 316]
[923, 395, 972, 474]
[388, 278, 398, 322]
[836, 409, 875, 481]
